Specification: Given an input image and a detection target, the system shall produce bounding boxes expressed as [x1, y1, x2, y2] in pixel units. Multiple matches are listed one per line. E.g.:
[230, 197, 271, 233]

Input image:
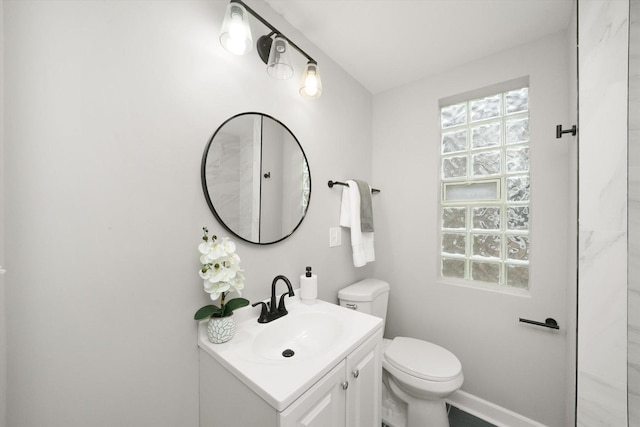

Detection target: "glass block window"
[440, 86, 530, 289]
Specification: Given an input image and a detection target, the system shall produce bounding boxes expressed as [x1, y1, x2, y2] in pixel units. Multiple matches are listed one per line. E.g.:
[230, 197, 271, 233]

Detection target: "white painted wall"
[3, 1, 372, 425]
[0, 0, 6, 425]
[577, 0, 629, 425]
[371, 32, 572, 426]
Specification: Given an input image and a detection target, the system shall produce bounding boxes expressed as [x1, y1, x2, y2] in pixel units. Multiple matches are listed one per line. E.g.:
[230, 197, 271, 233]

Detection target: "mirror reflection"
[201, 113, 311, 244]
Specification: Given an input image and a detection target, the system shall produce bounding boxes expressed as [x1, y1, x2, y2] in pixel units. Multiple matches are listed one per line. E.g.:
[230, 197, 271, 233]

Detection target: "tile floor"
[448, 405, 497, 427]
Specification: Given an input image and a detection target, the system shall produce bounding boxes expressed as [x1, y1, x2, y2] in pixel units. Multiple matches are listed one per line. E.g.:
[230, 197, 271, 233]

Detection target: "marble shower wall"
[629, 0, 640, 424]
[578, 0, 629, 425]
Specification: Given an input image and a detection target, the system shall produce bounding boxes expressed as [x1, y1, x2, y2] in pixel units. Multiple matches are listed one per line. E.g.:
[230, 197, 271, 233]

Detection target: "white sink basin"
[198, 295, 383, 411]
[251, 311, 343, 361]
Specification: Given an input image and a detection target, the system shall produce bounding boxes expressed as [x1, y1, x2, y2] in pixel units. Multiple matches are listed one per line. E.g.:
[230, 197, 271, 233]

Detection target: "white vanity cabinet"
[345, 329, 382, 427]
[278, 360, 347, 427]
[279, 330, 382, 427]
[198, 298, 383, 427]
[199, 327, 382, 427]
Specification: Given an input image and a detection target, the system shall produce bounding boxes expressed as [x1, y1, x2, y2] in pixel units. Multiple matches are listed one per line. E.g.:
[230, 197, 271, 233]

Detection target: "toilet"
[338, 279, 464, 427]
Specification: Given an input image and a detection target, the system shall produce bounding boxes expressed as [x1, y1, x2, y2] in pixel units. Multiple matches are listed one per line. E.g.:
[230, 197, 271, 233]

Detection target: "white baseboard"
[446, 390, 548, 427]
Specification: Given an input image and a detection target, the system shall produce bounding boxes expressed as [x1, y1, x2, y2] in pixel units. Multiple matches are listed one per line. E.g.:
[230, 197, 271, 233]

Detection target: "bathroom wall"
[0, 0, 6, 425]
[577, 0, 629, 425]
[629, 0, 640, 423]
[3, 1, 373, 425]
[372, 32, 572, 426]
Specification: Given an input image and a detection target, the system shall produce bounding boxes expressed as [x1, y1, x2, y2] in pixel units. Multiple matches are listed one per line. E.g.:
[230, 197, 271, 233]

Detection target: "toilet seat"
[384, 337, 462, 382]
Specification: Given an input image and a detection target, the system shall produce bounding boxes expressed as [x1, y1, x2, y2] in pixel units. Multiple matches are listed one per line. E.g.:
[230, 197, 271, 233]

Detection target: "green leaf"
[194, 305, 221, 320]
[221, 298, 250, 317]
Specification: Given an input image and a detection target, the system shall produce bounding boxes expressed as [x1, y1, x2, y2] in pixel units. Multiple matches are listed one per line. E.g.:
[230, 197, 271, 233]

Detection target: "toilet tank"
[338, 279, 390, 328]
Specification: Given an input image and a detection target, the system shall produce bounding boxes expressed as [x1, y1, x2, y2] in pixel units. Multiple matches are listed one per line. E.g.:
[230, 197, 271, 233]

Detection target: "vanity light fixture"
[219, 0, 322, 99]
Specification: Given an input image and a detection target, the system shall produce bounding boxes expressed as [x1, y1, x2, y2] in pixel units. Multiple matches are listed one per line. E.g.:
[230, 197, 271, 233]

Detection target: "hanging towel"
[354, 179, 374, 232]
[340, 180, 375, 267]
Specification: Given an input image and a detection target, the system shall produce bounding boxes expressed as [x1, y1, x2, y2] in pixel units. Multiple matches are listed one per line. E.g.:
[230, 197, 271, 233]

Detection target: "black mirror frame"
[201, 112, 312, 245]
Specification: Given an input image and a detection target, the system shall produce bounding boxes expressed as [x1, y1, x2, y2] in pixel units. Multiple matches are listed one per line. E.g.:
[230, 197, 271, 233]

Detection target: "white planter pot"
[207, 315, 236, 344]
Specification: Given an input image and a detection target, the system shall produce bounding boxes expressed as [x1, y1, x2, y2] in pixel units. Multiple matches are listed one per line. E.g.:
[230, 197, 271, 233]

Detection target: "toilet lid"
[384, 337, 462, 382]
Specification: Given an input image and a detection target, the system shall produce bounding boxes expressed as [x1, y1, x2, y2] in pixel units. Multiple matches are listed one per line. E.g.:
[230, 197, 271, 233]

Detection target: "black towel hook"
[556, 124, 577, 139]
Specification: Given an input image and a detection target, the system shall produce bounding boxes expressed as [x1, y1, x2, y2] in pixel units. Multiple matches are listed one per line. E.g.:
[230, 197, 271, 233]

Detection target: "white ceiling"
[263, 0, 574, 94]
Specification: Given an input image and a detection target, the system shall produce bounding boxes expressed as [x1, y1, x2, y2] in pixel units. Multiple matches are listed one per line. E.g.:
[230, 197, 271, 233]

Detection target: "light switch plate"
[329, 227, 341, 247]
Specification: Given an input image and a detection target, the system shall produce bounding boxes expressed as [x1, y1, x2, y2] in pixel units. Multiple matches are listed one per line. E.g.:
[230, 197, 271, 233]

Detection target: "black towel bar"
[328, 180, 380, 193]
[519, 317, 560, 330]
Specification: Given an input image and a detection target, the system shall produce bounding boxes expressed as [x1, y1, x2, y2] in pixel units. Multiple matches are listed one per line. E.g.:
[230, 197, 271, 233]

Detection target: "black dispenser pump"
[305, 266, 312, 277]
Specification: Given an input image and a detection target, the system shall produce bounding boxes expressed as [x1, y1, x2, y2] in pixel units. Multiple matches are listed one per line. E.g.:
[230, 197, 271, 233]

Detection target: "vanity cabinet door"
[278, 361, 347, 427]
[346, 329, 383, 427]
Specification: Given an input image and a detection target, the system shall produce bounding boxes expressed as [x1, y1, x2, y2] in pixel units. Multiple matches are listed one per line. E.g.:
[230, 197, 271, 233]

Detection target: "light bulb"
[220, 3, 253, 55]
[303, 72, 319, 97]
[227, 15, 247, 52]
[299, 61, 322, 99]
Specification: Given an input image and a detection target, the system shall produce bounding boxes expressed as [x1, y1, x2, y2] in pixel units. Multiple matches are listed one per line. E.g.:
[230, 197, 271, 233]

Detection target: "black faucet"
[251, 275, 295, 323]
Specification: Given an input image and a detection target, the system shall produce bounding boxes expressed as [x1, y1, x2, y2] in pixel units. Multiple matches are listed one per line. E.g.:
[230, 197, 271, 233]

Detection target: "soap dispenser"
[300, 266, 317, 304]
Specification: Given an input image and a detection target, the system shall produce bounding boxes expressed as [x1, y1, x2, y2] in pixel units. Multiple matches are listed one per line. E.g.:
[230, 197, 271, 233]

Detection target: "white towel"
[340, 180, 375, 267]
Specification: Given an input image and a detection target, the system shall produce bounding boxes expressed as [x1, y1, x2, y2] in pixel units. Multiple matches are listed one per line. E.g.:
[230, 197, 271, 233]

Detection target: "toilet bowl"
[338, 279, 464, 427]
[382, 337, 463, 426]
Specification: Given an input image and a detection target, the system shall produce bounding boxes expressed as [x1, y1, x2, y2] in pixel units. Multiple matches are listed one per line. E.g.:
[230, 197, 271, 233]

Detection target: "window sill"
[437, 277, 531, 297]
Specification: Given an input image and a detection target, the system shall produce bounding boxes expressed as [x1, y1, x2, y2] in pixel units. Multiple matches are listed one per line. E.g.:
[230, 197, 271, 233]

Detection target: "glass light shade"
[299, 61, 322, 99]
[266, 35, 294, 80]
[219, 2, 253, 55]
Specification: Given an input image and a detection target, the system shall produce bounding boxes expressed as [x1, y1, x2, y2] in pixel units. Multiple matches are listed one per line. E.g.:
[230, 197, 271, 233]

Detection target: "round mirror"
[201, 112, 311, 245]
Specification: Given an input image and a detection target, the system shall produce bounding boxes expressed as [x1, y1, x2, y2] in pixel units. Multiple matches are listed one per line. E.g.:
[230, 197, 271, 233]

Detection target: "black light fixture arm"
[230, 0, 316, 63]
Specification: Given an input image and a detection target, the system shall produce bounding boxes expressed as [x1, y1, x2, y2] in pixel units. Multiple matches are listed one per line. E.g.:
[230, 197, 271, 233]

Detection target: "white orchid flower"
[198, 242, 211, 255]
[209, 242, 228, 259]
[211, 267, 236, 283]
[199, 268, 211, 280]
[228, 272, 245, 294]
[204, 280, 231, 300]
[221, 239, 236, 254]
[228, 252, 242, 267]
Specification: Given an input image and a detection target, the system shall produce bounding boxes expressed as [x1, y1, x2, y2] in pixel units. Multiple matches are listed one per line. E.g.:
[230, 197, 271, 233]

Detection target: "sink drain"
[282, 349, 295, 358]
